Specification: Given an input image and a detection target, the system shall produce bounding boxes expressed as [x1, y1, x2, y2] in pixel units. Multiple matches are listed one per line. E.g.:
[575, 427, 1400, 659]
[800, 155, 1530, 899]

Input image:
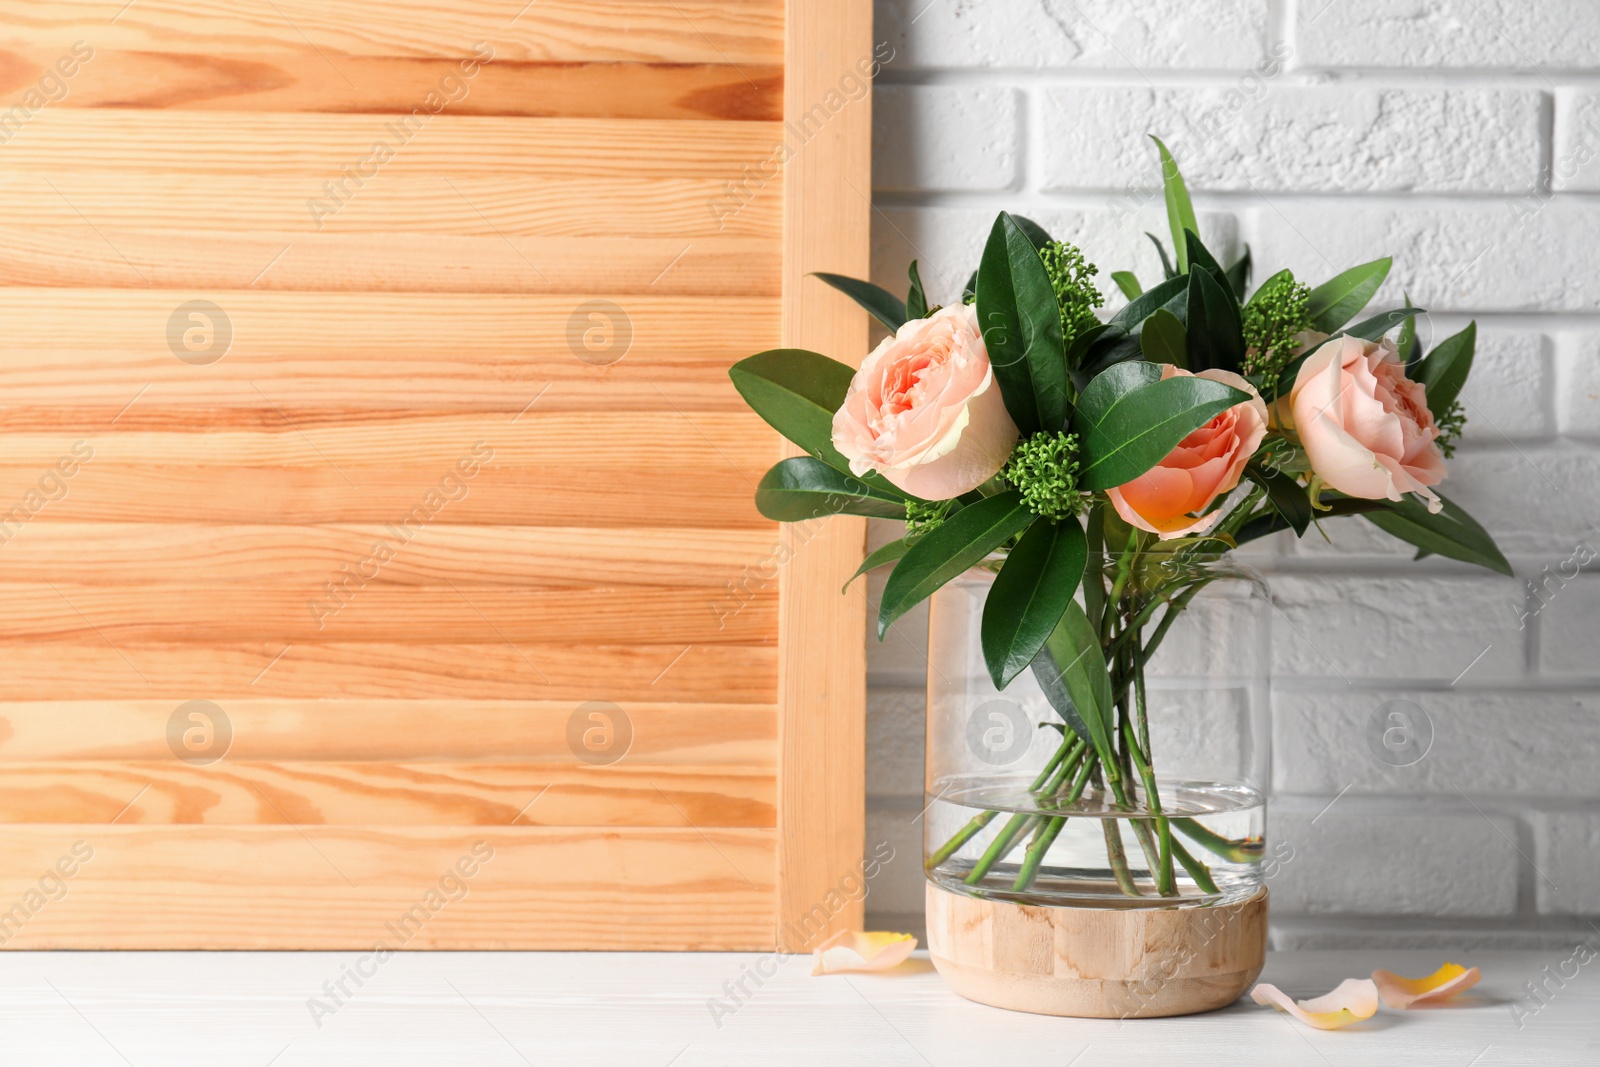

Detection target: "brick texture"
[865, 0, 1599, 944]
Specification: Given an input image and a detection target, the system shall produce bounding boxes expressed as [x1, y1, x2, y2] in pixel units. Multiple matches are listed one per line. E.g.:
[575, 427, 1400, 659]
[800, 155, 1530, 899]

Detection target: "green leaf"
[1396, 289, 1420, 365]
[1183, 229, 1229, 288]
[1185, 264, 1245, 373]
[842, 537, 910, 592]
[1151, 136, 1197, 275]
[1307, 257, 1391, 333]
[976, 212, 1070, 435]
[1145, 232, 1177, 280]
[961, 270, 978, 305]
[981, 519, 1087, 689]
[1225, 246, 1252, 300]
[1009, 215, 1055, 250]
[877, 491, 1035, 637]
[1111, 271, 1143, 300]
[1235, 495, 1384, 544]
[1246, 466, 1311, 536]
[1074, 361, 1249, 490]
[729, 349, 902, 493]
[1140, 307, 1187, 364]
[1413, 321, 1476, 419]
[1111, 274, 1188, 329]
[1032, 600, 1116, 771]
[811, 273, 907, 332]
[1346, 306, 1424, 342]
[754, 458, 909, 522]
[906, 261, 928, 321]
[1365, 491, 1510, 575]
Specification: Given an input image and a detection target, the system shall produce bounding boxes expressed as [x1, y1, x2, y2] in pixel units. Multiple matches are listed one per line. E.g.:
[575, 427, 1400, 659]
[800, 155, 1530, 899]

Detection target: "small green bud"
[1037, 241, 1105, 346]
[1002, 431, 1090, 521]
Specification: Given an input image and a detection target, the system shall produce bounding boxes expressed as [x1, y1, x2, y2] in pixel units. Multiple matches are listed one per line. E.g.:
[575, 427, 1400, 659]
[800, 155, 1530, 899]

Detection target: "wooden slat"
[0, 826, 777, 949]
[775, 0, 871, 951]
[0, 584, 775, 644]
[0, 290, 776, 356]
[0, 700, 776, 763]
[0, 176, 779, 238]
[0, 231, 780, 294]
[0, 643, 777, 702]
[0, 112, 783, 178]
[0, 524, 780, 586]
[0, 50, 782, 120]
[0, 464, 766, 527]
[0, 762, 775, 827]
[0, 1, 784, 65]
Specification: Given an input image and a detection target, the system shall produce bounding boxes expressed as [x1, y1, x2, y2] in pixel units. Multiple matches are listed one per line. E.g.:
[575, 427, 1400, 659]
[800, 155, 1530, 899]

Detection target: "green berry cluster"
[1002, 431, 1089, 521]
[904, 498, 954, 541]
[1241, 273, 1315, 390]
[1434, 400, 1466, 458]
[1037, 241, 1104, 346]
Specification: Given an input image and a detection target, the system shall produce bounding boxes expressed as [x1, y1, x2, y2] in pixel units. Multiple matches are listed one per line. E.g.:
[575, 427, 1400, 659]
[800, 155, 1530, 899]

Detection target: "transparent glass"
[924, 554, 1270, 909]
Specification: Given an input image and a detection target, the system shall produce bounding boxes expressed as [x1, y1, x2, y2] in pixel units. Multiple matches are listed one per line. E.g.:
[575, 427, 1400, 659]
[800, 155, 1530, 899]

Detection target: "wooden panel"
[0, 826, 776, 949]
[776, 0, 871, 950]
[0, 0, 867, 950]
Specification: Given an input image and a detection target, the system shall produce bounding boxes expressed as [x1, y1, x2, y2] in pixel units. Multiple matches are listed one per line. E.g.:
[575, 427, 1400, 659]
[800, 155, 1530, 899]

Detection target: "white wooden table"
[0, 949, 1590, 1065]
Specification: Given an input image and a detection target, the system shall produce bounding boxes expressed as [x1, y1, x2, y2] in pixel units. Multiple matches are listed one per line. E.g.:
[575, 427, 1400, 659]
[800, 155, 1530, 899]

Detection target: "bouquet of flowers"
[729, 139, 1509, 901]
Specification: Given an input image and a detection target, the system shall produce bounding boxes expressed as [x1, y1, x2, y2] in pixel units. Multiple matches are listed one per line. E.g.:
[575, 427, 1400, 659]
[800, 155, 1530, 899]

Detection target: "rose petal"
[1251, 978, 1379, 1030]
[811, 930, 917, 976]
[1372, 963, 1481, 1009]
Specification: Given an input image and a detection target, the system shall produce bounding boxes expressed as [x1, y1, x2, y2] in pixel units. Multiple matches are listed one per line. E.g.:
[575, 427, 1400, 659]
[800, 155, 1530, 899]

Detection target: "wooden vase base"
[926, 882, 1268, 1019]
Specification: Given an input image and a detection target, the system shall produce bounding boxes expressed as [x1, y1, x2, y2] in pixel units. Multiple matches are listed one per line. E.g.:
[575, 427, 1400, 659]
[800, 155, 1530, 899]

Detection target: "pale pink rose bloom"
[1289, 334, 1446, 512]
[831, 304, 1019, 500]
[1106, 366, 1268, 540]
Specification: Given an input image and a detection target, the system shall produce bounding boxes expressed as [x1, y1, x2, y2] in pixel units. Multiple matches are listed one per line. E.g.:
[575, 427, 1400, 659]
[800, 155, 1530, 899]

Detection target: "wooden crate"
[0, 0, 869, 950]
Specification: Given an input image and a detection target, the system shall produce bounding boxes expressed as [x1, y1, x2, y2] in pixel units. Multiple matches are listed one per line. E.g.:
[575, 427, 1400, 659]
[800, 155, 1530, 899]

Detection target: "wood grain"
[0, 1, 784, 65]
[774, 0, 872, 951]
[0, 700, 776, 763]
[0, 826, 777, 949]
[0, 762, 776, 827]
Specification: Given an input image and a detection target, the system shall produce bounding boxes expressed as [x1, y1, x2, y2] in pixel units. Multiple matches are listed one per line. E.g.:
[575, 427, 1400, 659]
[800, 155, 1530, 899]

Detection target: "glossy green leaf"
[1184, 264, 1244, 373]
[1396, 289, 1421, 366]
[981, 519, 1088, 689]
[1246, 466, 1311, 536]
[975, 212, 1069, 435]
[842, 537, 911, 592]
[878, 491, 1035, 637]
[1010, 215, 1055, 250]
[1111, 274, 1188, 329]
[1111, 271, 1143, 300]
[1074, 361, 1249, 490]
[1307, 257, 1391, 333]
[1145, 232, 1177, 280]
[1346, 306, 1425, 342]
[1183, 229, 1229, 288]
[1365, 491, 1510, 575]
[1235, 496, 1385, 544]
[961, 270, 978, 305]
[1225, 246, 1252, 300]
[1151, 136, 1197, 274]
[1140, 307, 1187, 364]
[905, 261, 928, 320]
[1413, 321, 1476, 419]
[754, 458, 909, 522]
[729, 349, 899, 491]
[1032, 600, 1116, 770]
[811, 273, 907, 332]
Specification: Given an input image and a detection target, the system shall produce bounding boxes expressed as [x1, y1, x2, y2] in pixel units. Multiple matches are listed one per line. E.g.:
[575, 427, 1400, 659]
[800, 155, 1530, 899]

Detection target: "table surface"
[0, 949, 1591, 1065]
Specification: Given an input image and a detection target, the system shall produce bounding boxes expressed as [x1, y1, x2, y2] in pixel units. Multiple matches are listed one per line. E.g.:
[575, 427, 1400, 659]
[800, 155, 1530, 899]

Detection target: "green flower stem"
[1121, 715, 1176, 897]
[927, 734, 1079, 871]
[1101, 817, 1141, 897]
[1011, 755, 1096, 891]
[959, 739, 1085, 885]
[1171, 836, 1221, 896]
[1101, 532, 1139, 642]
[963, 813, 1037, 886]
[1172, 818, 1258, 865]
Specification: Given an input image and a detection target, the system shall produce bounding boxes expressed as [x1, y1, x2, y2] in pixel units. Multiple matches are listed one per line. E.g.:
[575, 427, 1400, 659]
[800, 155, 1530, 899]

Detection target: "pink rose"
[1106, 366, 1268, 540]
[1289, 334, 1446, 511]
[831, 304, 1019, 500]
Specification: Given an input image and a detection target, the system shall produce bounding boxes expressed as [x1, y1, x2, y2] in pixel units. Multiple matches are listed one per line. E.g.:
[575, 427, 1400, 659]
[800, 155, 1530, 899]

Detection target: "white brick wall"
[864, 0, 1600, 947]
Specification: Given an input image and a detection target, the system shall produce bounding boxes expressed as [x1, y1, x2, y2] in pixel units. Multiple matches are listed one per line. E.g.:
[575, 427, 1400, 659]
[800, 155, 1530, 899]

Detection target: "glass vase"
[923, 554, 1270, 910]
